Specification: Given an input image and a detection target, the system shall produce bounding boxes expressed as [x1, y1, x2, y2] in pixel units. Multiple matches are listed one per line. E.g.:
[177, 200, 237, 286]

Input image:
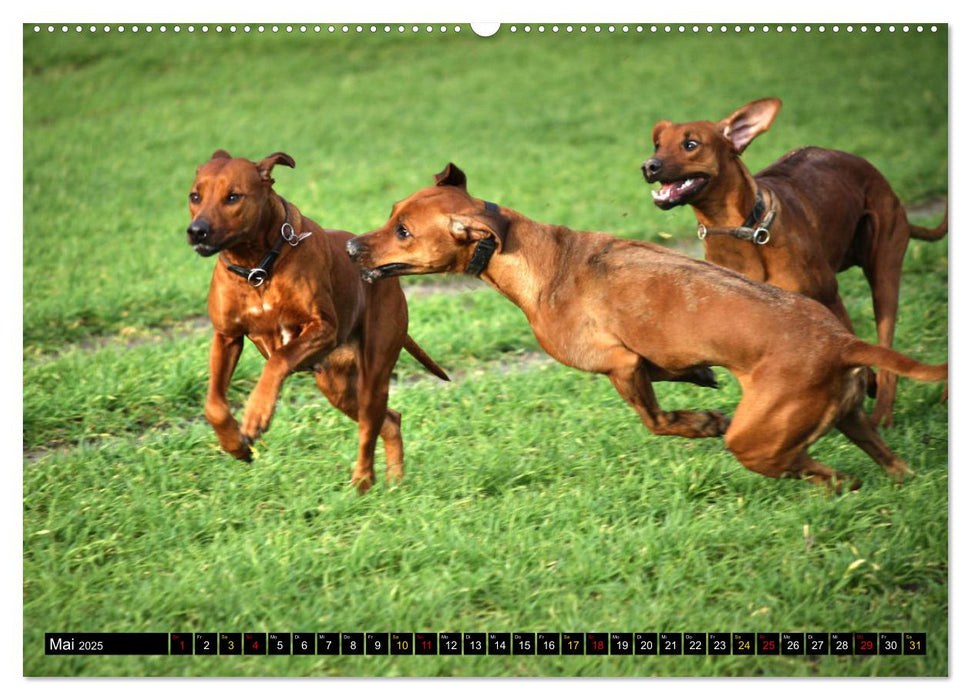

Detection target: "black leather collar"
[226, 197, 312, 287]
[464, 201, 502, 276]
[743, 188, 768, 229]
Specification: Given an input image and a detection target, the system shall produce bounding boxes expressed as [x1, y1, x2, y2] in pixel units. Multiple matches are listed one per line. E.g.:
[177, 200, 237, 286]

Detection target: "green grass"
[22, 24, 948, 677]
[22, 25, 947, 354]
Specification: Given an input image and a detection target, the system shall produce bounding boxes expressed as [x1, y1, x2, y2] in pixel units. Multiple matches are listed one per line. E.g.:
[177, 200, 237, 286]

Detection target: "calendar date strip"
[45, 631, 926, 656]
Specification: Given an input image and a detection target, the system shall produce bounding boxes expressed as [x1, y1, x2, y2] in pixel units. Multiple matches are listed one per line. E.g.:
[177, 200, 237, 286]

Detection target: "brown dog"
[642, 98, 947, 427]
[347, 163, 946, 491]
[187, 150, 448, 493]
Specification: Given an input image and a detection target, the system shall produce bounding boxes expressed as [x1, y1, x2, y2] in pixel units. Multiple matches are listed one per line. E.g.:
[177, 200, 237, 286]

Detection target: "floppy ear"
[716, 98, 782, 154]
[211, 149, 233, 160]
[448, 208, 509, 255]
[651, 120, 673, 146]
[434, 162, 468, 190]
[257, 152, 296, 183]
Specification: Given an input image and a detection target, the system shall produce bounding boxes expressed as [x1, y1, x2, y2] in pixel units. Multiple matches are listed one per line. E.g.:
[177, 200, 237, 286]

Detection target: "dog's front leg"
[240, 321, 337, 444]
[205, 331, 251, 461]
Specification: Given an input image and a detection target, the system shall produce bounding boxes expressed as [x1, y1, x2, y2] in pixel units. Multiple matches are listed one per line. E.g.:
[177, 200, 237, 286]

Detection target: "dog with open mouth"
[642, 98, 947, 427]
[347, 163, 946, 492]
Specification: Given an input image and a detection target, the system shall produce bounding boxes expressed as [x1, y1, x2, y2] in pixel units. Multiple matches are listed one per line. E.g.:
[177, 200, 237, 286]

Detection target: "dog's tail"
[404, 336, 450, 381]
[842, 340, 946, 383]
[910, 201, 948, 241]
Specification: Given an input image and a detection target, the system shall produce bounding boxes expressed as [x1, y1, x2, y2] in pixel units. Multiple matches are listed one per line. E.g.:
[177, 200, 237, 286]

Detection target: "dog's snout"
[642, 158, 663, 182]
[187, 219, 211, 243]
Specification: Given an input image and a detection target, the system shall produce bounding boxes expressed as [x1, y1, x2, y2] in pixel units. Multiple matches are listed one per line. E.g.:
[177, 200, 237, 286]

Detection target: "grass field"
[22, 24, 948, 677]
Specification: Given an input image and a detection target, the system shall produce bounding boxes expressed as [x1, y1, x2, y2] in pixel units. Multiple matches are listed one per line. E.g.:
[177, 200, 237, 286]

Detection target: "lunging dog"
[347, 163, 946, 492]
[187, 150, 448, 493]
[642, 98, 947, 427]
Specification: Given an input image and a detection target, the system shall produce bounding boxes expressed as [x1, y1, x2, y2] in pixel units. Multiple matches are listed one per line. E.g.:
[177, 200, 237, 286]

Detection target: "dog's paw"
[831, 473, 863, 494]
[350, 465, 376, 494]
[705, 410, 731, 436]
[214, 429, 253, 462]
[351, 475, 374, 495]
[230, 443, 253, 462]
[240, 402, 274, 444]
[884, 459, 913, 484]
[692, 366, 720, 389]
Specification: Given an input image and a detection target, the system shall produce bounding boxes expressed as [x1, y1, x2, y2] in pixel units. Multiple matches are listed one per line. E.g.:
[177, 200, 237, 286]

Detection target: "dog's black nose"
[346, 237, 363, 262]
[187, 219, 211, 244]
[642, 158, 662, 181]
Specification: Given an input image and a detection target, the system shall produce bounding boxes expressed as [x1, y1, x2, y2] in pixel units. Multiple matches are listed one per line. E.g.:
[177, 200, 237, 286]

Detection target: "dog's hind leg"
[643, 360, 720, 389]
[315, 349, 404, 493]
[723, 381, 861, 492]
[608, 356, 730, 439]
[835, 405, 910, 481]
[860, 206, 910, 428]
[357, 335, 405, 491]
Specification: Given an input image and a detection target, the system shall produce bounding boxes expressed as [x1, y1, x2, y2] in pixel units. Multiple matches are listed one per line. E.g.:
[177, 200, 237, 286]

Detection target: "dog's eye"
[189, 192, 201, 204]
[683, 139, 700, 151]
[225, 192, 242, 204]
[653, 142, 660, 152]
[395, 224, 411, 240]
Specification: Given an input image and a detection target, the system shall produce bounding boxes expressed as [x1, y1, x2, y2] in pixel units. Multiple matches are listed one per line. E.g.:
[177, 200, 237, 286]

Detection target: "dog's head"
[346, 163, 509, 282]
[186, 150, 295, 256]
[642, 98, 781, 209]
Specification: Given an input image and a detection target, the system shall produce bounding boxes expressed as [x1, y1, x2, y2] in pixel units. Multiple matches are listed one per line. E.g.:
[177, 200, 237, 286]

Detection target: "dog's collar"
[696, 188, 776, 246]
[464, 201, 502, 276]
[225, 197, 313, 287]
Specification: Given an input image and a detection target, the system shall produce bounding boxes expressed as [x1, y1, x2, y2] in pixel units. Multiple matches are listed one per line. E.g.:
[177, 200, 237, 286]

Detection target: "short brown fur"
[187, 150, 447, 493]
[348, 164, 946, 492]
[642, 98, 947, 427]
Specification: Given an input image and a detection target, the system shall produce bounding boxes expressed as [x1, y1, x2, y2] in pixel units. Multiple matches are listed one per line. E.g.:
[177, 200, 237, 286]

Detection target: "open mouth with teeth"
[650, 176, 709, 209]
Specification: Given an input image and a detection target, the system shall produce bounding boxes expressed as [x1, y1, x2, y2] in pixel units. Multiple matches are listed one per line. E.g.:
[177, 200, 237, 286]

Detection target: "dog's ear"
[211, 149, 233, 160]
[448, 207, 508, 255]
[434, 163, 468, 191]
[256, 152, 296, 184]
[651, 120, 673, 146]
[717, 98, 782, 154]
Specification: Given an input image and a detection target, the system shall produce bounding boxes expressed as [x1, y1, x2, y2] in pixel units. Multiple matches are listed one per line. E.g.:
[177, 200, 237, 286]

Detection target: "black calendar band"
[44, 631, 927, 656]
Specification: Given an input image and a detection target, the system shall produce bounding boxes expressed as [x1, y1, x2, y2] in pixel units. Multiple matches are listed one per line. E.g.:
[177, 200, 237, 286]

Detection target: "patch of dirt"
[28, 316, 212, 363]
[906, 199, 948, 221]
[24, 350, 556, 464]
[397, 350, 554, 388]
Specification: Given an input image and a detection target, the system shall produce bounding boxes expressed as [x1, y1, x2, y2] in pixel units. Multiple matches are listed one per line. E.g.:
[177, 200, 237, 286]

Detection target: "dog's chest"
[226, 297, 304, 358]
[530, 310, 617, 373]
[703, 239, 769, 283]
